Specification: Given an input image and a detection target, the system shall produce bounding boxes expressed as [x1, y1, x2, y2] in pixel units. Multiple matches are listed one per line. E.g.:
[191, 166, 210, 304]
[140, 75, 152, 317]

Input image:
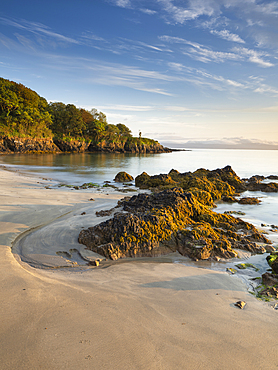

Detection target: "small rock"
[235, 301, 246, 309]
[89, 198, 95, 201]
[81, 212, 86, 215]
[89, 260, 99, 267]
[226, 267, 236, 274]
[114, 171, 134, 182]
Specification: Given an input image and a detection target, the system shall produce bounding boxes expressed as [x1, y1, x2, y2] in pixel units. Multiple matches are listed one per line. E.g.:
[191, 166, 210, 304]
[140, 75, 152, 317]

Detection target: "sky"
[0, 0, 278, 148]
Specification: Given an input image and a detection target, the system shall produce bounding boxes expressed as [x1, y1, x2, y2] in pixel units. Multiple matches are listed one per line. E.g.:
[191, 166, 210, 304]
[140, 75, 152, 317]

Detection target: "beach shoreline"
[0, 167, 277, 369]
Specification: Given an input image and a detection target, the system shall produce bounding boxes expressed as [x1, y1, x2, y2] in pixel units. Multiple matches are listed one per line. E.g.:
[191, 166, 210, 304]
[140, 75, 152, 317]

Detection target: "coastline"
[0, 167, 278, 369]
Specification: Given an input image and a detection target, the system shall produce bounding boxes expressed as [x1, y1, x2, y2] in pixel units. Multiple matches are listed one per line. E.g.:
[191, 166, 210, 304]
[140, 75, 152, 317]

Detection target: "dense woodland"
[0, 77, 157, 147]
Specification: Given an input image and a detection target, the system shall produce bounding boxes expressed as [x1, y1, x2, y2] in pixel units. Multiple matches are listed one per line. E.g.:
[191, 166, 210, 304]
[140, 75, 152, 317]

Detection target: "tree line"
[0, 77, 150, 146]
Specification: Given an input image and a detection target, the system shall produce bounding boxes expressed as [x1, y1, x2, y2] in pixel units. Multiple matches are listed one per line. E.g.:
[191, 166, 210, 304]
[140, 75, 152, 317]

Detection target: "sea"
[1, 148, 278, 279]
[1, 148, 277, 185]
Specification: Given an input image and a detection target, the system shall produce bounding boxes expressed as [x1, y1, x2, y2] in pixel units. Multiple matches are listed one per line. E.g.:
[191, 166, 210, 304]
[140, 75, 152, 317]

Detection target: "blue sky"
[0, 0, 278, 148]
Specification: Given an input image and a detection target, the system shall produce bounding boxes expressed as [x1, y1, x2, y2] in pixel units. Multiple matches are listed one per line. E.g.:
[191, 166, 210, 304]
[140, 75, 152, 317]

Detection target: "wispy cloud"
[157, 0, 218, 24]
[210, 29, 245, 43]
[160, 35, 243, 63]
[140, 8, 157, 15]
[161, 34, 274, 67]
[183, 43, 242, 63]
[81, 32, 106, 42]
[0, 16, 79, 46]
[113, 0, 131, 8]
[233, 47, 274, 67]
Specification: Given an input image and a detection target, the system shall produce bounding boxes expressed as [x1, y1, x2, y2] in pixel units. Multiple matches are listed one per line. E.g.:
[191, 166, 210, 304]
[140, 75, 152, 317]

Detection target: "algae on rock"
[79, 187, 270, 261]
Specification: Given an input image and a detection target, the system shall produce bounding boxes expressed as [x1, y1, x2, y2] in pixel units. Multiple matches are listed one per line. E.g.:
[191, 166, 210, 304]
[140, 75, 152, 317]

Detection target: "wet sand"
[0, 167, 278, 369]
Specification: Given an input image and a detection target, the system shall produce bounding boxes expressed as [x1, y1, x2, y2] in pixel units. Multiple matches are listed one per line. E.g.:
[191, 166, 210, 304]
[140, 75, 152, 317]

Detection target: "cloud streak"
[160, 35, 274, 67]
[210, 29, 245, 43]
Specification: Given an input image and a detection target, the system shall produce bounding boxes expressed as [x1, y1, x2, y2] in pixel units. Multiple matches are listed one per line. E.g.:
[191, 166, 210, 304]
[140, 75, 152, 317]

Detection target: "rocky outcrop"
[0, 138, 11, 153]
[0, 137, 172, 154]
[135, 165, 240, 206]
[88, 141, 171, 154]
[134, 165, 278, 205]
[78, 187, 270, 261]
[243, 175, 278, 193]
[53, 139, 90, 153]
[3, 137, 60, 153]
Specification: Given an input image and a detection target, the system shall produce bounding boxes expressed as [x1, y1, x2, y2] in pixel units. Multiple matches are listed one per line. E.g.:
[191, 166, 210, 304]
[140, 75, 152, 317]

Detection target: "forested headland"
[0, 77, 170, 154]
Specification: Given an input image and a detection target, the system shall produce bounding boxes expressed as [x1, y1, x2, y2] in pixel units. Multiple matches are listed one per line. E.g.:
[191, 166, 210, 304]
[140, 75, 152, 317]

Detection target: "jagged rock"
[135, 167, 278, 200]
[78, 187, 270, 261]
[114, 171, 134, 182]
[135, 166, 238, 205]
[53, 139, 90, 152]
[4, 137, 60, 153]
[88, 140, 171, 154]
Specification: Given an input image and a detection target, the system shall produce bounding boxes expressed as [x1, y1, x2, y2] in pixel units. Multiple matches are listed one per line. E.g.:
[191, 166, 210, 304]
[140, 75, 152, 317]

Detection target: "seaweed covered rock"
[114, 171, 134, 182]
[78, 188, 270, 261]
[135, 166, 241, 206]
[244, 176, 278, 193]
[238, 197, 261, 205]
[267, 252, 278, 274]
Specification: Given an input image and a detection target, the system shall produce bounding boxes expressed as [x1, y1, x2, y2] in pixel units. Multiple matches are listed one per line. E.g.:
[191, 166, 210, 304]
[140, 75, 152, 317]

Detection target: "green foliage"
[0, 77, 52, 138]
[48, 102, 85, 138]
[0, 78, 158, 147]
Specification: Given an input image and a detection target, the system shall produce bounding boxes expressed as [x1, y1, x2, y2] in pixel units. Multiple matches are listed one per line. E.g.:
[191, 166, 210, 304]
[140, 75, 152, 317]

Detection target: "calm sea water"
[1, 149, 277, 185]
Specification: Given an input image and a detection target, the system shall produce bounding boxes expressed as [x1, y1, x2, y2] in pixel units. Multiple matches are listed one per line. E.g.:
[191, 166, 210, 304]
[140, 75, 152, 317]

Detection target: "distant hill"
[161, 139, 278, 150]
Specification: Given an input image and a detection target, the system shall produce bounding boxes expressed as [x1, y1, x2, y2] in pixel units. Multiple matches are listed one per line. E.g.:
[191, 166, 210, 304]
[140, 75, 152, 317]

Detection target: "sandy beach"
[0, 167, 277, 370]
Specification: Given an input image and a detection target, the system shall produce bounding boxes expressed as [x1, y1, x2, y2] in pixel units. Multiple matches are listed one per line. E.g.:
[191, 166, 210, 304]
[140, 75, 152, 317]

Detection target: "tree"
[105, 124, 120, 142]
[117, 123, 132, 137]
[48, 102, 85, 138]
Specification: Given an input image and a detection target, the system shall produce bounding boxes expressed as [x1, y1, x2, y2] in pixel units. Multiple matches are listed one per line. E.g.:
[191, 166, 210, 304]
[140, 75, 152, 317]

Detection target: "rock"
[78, 187, 270, 261]
[114, 171, 134, 182]
[245, 182, 278, 193]
[226, 268, 237, 274]
[235, 301, 246, 309]
[262, 272, 278, 287]
[238, 197, 261, 204]
[266, 253, 278, 273]
[89, 260, 99, 267]
[135, 166, 240, 204]
[4, 137, 60, 153]
[96, 209, 114, 217]
[265, 245, 276, 253]
[87, 140, 171, 154]
[260, 286, 278, 298]
[248, 175, 265, 183]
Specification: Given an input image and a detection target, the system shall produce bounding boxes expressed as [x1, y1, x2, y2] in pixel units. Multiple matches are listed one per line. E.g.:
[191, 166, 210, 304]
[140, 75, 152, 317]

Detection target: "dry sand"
[0, 167, 277, 370]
